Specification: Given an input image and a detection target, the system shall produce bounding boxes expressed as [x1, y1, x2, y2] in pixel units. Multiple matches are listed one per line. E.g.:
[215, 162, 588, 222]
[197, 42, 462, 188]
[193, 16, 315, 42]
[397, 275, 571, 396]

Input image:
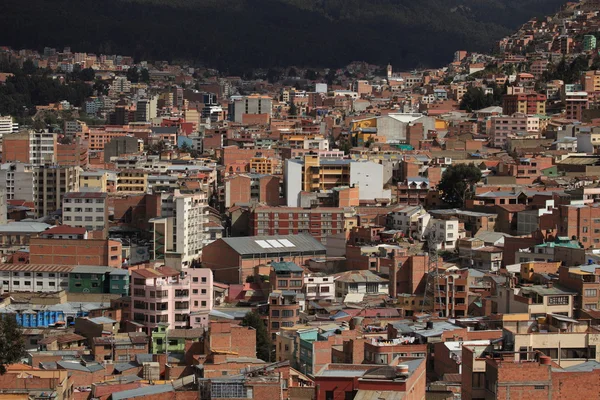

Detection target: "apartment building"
[581, 70, 600, 93]
[0, 264, 72, 293]
[29, 237, 122, 268]
[558, 264, 600, 310]
[502, 93, 546, 115]
[79, 170, 108, 192]
[149, 190, 209, 267]
[228, 95, 273, 123]
[0, 115, 17, 140]
[565, 91, 589, 121]
[224, 173, 280, 208]
[268, 291, 301, 340]
[33, 165, 80, 218]
[116, 169, 147, 193]
[62, 192, 108, 236]
[489, 113, 540, 148]
[285, 154, 389, 207]
[0, 163, 34, 201]
[304, 273, 336, 302]
[424, 218, 462, 250]
[250, 206, 345, 244]
[386, 205, 431, 239]
[56, 139, 89, 168]
[334, 270, 389, 298]
[131, 266, 213, 332]
[30, 131, 58, 165]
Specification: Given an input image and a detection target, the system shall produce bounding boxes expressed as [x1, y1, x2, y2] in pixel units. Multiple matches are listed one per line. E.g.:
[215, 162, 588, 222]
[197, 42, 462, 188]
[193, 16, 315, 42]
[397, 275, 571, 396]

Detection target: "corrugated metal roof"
[220, 234, 326, 255]
[111, 384, 174, 400]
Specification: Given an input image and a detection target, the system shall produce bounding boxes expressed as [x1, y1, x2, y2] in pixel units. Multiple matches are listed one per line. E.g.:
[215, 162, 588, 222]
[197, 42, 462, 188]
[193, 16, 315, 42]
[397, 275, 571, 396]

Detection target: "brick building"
[29, 237, 122, 268]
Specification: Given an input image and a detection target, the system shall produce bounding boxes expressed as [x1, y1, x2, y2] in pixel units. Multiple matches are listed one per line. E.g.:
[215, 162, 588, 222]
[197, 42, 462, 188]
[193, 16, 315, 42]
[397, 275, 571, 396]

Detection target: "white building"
[229, 95, 273, 123]
[111, 76, 132, 94]
[0, 265, 71, 293]
[29, 131, 57, 166]
[334, 270, 389, 299]
[386, 205, 430, 239]
[375, 113, 436, 144]
[424, 218, 462, 250]
[135, 96, 158, 122]
[0, 116, 18, 140]
[304, 273, 336, 302]
[62, 192, 108, 233]
[0, 163, 34, 202]
[150, 190, 209, 267]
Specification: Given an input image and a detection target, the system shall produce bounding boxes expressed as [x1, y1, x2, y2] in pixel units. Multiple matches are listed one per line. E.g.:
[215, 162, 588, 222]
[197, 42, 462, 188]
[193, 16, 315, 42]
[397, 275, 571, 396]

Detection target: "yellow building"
[249, 156, 280, 175]
[79, 170, 108, 192]
[116, 169, 148, 193]
[302, 154, 351, 192]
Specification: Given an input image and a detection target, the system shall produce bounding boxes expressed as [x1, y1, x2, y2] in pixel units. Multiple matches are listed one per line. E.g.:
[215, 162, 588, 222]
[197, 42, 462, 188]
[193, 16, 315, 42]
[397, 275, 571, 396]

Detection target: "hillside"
[0, 0, 567, 70]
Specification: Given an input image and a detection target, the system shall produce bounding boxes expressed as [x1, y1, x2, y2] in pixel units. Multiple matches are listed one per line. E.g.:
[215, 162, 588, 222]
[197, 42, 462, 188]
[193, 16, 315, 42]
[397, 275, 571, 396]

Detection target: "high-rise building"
[1, 130, 56, 165]
[0, 115, 17, 141]
[150, 190, 209, 267]
[135, 96, 158, 122]
[228, 95, 273, 123]
[62, 192, 108, 236]
[33, 165, 80, 217]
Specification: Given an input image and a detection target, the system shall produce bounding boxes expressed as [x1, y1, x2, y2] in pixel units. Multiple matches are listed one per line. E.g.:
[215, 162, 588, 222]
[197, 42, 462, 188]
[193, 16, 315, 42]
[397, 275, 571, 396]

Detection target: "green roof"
[271, 261, 304, 273]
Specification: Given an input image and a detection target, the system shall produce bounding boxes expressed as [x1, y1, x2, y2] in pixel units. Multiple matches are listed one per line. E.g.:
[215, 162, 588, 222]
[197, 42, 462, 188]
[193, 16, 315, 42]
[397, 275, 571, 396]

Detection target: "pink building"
[489, 113, 540, 149]
[131, 266, 213, 333]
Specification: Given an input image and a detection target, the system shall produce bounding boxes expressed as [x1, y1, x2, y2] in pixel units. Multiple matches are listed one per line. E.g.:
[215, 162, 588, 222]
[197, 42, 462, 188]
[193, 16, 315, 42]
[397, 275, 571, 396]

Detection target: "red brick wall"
[201, 240, 241, 283]
[29, 238, 121, 267]
[259, 176, 281, 206]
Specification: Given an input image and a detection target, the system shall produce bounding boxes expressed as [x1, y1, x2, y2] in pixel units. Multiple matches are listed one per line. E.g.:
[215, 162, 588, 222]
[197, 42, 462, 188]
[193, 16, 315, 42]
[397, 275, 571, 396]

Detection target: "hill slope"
[0, 0, 566, 70]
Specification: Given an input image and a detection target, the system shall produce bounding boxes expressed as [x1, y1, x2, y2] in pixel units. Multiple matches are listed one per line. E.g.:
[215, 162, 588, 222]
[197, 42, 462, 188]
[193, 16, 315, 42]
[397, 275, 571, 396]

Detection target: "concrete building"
[149, 190, 209, 268]
[333, 270, 389, 298]
[131, 266, 213, 332]
[490, 113, 540, 148]
[424, 218, 462, 250]
[565, 91, 589, 121]
[503, 93, 547, 115]
[285, 155, 390, 207]
[228, 95, 273, 123]
[1, 163, 34, 202]
[250, 206, 345, 244]
[135, 96, 158, 122]
[304, 273, 336, 302]
[62, 192, 108, 236]
[386, 205, 430, 239]
[30, 131, 57, 165]
[0, 115, 17, 140]
[104, 136, 143, 163]
[33, 165, 80, 218]
[582, 70, 600, 93]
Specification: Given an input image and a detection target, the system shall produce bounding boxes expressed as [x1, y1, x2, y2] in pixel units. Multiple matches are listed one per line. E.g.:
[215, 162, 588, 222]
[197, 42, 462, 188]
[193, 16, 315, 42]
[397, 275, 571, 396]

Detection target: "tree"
[126, 67, 139, 83]
[140, 68, 150, 83]
[22, 59, 36, 75]
[0, 315, 26, 374]
[438, 163, 482, 208]
[459, 87, 496, 112]
[289, 102, 298, 116]
[240, 311, 272, 362]
[80, 67, 95, 82]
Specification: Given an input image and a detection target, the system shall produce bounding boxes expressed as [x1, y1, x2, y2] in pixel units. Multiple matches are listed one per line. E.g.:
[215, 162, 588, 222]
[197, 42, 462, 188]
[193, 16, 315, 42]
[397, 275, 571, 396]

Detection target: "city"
[1, 1, 600, 400]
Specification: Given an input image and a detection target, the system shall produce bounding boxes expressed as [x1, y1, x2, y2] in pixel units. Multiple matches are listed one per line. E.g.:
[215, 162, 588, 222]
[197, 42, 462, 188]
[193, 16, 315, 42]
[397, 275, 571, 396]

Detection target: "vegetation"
[240, 311, 272, 362]
[438, 163, 482, 208]
[543, 55, 592, 84]
[0, 63, 93, 119]
[0, 0, 566, 70]
[459, 84, 505, 112]
[0, 315, 26, 374]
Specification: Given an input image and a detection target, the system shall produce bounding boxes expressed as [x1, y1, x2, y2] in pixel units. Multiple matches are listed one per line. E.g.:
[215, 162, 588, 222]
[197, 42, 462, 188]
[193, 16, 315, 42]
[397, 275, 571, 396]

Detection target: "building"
[229, 95, 273, 123]
[304, 273, 336, 302]
[565, 91, 589, 121]
[224, 174, 280, 208]
[584, 34, 598, 52]
[149, 190, 209, 267]
[0, 366, 72, 400]
[424, 218, 462, 250]
[33, 165, 79, 218]
[250, 206, 345, 244]
[268, 291, 302, 340]
[29, 237, 122, 268]
[582, 70, 600, 93]
[104, 136, 143, 163]
[313, 360, 426, 400]
[503, 93, 546, 115]
[0, 264, 72, 293]
[131, 266, 213, 332]
[29, 131, 58, 165]
[69, 265, 128, 295]
[285, 155, 389, 207]
[334, 270, 389, 298]
[489, 113, 540, 148]
[135, 96, 158, 122]
[386, 206, 430, 239]
[62, 192, 108, 236]
[0, 163, 34, 201]
[202, 234, 327, 283]
[0, 115, 17, 140]
[116, 169, 147, 193]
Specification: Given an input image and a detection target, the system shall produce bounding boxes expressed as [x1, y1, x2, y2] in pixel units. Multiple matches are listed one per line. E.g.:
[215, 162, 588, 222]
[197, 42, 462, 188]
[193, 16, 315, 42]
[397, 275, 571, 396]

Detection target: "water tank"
[397, 365, 409, 374]
[426, 321, 434, 330]
[350, 317, 364, 330]
[540, 356, 552, 365]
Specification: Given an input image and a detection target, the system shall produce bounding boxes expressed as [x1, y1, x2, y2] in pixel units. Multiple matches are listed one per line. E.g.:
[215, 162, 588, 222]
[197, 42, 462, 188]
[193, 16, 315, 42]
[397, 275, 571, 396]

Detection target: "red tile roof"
[43, 226, 87, 235]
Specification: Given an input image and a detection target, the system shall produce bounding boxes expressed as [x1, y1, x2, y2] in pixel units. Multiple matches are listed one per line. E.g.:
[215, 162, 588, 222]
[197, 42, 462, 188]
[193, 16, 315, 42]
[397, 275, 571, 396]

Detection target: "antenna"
[421, 230, 443, 317]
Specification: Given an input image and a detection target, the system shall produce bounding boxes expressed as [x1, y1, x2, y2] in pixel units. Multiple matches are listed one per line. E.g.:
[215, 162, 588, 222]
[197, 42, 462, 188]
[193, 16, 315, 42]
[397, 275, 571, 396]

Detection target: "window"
[548, 296, 569, 305]
[201, 301, 207, 307]
[272, 310, 280, 317]
[193, 277, 199, 283]
[201, 277, 207, 283]
[585, 289, 597, 297]
[271, 322, 280, 329]
[193, 289, 198, 294]
[36, 282, 42, 286]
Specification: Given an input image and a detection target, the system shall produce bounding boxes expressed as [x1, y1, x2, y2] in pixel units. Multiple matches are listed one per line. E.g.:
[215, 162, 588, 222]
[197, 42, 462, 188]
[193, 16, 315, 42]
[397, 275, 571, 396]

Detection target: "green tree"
[22, 59, 36, 75]
[126, 67, 140, 83]
[140, 68, 150, 83]
[438, 163, 482, 208]
[0, 315, 26, 374]
[289, 102, 298, 116]
[240, 311, 272, 362]
[459, 87, 495, 112]
[80, 67, 95, 82]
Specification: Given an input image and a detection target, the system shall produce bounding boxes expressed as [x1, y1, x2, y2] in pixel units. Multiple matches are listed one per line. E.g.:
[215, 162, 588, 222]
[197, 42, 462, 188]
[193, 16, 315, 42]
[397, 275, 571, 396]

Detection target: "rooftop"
[219, 234, 326, 255]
